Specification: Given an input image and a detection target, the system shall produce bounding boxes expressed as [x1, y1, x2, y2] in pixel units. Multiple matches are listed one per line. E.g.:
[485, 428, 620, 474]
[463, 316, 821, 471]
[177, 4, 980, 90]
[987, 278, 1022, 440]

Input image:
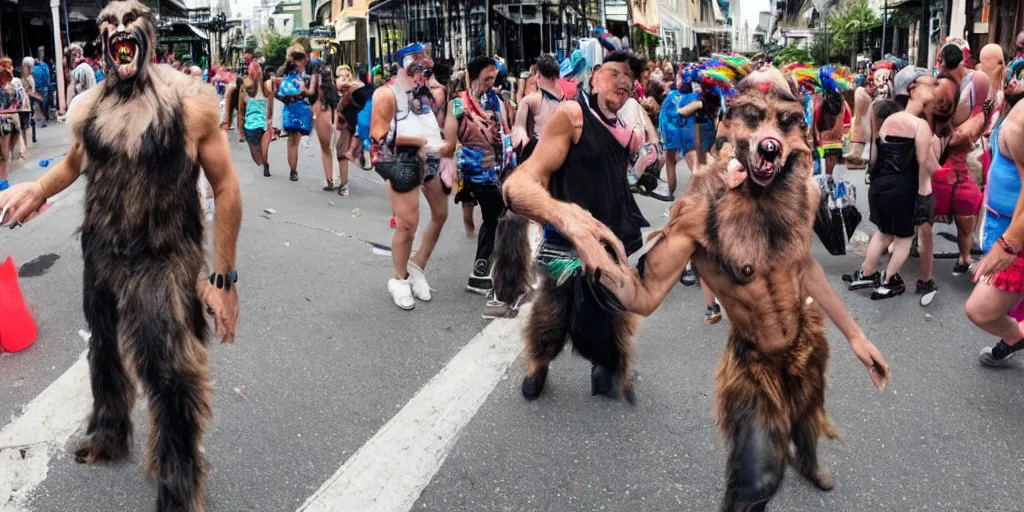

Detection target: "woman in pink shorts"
[932, 148, 984, 274]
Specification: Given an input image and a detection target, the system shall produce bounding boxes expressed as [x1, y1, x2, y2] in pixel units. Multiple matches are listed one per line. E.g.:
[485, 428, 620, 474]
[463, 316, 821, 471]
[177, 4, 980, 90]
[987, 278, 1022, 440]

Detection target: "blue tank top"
[988, 122, 1020, 217]
[982, 121, 1021, 252]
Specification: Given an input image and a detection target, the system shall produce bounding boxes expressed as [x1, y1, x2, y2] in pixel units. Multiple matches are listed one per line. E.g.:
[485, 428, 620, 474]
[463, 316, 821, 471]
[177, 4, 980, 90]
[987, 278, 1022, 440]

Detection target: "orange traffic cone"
[0, 256, 37, 352]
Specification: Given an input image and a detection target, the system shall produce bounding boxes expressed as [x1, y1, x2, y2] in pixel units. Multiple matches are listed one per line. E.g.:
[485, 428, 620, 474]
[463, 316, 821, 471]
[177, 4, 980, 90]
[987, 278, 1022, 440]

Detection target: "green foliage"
[825, 0, 880, 59]
[809, 39, 828, 64]
[633, 28, 660, 59]
[245, 36, 260, 56]
[774, 44, 813, 66]
[262, 34, 295, 69]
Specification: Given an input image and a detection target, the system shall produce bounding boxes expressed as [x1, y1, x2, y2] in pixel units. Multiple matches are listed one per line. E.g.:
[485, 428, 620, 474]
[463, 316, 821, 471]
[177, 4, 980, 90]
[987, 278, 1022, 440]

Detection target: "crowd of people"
[3, 1, 1024, 508]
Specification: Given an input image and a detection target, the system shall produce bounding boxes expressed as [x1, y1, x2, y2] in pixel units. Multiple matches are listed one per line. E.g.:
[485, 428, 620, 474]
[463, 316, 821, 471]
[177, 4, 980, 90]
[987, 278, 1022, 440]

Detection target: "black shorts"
[243, 128, 265, 146]
[913, 193, 935, 226]
[868, 180, 916, 238]
[374, 146, 424, 193]
[18, 112, 30, 130]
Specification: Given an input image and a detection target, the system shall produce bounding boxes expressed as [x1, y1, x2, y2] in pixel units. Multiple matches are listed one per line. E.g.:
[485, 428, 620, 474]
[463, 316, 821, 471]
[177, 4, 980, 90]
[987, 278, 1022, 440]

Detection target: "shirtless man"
[511, 55, 565, 161]
[932, 41, 992, 275]
[845, 76, 878, 169]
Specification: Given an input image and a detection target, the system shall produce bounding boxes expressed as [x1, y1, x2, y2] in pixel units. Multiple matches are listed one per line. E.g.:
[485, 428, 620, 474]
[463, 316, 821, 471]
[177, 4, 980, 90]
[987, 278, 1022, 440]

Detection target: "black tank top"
[871, 135, 918, 183]
[547, 94, 647, 254]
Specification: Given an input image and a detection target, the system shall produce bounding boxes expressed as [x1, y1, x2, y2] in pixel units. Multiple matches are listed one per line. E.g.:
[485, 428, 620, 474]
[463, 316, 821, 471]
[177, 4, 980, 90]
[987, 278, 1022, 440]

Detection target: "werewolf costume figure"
[0, 1, 242, 510]
[584, 69, 890, 511]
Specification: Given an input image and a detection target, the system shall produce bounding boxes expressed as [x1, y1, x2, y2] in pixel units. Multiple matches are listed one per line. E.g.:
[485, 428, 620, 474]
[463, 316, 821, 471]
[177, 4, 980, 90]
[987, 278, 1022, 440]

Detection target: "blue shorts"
[680, 121, 715, 154]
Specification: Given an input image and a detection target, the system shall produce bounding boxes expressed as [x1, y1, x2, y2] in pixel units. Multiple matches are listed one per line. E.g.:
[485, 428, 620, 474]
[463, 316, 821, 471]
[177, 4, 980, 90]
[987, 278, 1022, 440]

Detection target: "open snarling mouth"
[747, 138, 782, 186]
[108, 31, 139, 75]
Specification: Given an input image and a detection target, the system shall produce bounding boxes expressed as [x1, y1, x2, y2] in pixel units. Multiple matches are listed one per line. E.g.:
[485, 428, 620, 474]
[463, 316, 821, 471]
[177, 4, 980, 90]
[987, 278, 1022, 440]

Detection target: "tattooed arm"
[503, 102, 628, 280]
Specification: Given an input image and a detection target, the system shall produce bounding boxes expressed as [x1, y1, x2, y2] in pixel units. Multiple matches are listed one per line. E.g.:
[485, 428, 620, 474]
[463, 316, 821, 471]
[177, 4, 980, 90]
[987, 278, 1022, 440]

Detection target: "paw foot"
[74, 437, 129, 465]
[806, 465, 834, 491]
[521, 368, 548, 400]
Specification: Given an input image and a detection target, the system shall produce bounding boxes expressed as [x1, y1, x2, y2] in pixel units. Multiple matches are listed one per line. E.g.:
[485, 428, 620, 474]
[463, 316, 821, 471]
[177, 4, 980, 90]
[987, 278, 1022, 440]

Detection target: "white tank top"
[388, 82, 444, 151]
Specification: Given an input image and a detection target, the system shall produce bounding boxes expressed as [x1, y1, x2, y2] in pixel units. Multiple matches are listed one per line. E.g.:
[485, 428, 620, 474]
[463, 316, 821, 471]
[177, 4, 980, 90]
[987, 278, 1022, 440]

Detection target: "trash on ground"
[351, 208, 362, 218]
[263, 208, 277, 215]
[233, 386, 249, 400]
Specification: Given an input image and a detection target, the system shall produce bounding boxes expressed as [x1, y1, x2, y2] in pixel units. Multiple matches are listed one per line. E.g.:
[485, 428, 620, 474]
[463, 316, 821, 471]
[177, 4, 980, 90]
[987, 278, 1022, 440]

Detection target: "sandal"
[323, 179, 337, 191]
[338, 184, 349, 196]
[289, 170, 298, 181]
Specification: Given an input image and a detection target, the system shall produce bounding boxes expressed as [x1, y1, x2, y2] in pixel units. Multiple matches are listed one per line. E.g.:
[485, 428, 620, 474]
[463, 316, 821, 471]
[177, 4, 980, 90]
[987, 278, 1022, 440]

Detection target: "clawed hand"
[199, 281, 240, 344]
[561, 205, 630, 289]
[850, 336, 890, 390]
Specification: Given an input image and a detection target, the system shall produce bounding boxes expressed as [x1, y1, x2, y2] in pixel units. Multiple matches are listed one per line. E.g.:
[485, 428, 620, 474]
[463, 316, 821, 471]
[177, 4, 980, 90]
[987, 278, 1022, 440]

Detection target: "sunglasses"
[291, 52, 307, 61]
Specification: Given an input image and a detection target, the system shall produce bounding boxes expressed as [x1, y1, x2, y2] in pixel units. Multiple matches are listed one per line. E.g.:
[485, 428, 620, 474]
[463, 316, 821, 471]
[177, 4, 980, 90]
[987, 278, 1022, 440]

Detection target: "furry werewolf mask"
[727, 72, 811, 187]
[98, 0, 156, 82]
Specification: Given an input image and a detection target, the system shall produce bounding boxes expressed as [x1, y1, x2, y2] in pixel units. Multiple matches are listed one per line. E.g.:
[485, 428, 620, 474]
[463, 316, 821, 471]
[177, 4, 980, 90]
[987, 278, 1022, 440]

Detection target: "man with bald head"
[978, 44, 1007, 111]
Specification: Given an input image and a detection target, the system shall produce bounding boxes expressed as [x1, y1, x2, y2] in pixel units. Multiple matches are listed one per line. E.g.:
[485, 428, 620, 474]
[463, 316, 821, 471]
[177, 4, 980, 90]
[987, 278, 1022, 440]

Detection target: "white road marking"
[297, 306, 530, 512]
[0, 350, 92, 511]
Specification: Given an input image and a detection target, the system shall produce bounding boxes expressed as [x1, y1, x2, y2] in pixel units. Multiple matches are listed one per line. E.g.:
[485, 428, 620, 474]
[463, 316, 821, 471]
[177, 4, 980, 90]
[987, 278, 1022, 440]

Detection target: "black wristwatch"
[209, 270, 238, 291]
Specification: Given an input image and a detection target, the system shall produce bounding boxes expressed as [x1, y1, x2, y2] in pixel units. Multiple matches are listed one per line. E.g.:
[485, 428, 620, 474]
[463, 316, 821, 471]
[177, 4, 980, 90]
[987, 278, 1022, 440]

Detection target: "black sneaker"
[263, 164, 271, 177]
[704, 299, 722, 325]
[979, 339, 1024, 367]
[871, 273, 906, 300]
[680, 266, 698, 286]
[915, 279, 937, 306]
[952, 261, 970, 276]
[466, 259, 493, 295]
[843, 269, 880, 290]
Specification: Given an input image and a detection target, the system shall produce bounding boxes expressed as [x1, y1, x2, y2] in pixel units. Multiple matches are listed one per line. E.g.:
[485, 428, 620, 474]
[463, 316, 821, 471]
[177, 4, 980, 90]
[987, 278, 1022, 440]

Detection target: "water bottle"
[303, 136, 313, 157]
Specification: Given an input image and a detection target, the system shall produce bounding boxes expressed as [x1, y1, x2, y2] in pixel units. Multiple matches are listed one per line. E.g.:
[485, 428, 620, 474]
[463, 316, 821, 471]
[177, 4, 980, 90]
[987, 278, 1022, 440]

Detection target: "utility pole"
[881, 0, 888, 60]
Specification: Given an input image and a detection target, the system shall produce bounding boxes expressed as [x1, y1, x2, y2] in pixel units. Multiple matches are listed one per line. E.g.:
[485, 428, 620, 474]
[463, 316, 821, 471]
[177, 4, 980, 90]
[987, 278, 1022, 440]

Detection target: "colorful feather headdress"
[784, 64, 853, 94]
[678, 55, 753, 97]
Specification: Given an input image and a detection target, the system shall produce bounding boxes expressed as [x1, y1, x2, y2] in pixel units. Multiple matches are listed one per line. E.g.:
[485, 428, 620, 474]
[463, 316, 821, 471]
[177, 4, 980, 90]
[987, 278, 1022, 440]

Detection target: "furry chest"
[79, 116, 204, 258]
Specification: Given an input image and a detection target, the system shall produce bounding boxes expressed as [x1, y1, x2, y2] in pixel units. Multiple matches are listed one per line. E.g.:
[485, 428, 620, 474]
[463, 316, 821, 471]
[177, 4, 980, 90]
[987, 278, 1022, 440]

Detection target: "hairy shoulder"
[66, 86, 102, 137]
[664, 165, 723, 244]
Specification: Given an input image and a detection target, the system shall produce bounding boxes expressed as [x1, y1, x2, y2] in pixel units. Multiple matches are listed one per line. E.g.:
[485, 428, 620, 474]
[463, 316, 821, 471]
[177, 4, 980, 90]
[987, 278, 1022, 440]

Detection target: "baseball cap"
[894, 66, 931, 97]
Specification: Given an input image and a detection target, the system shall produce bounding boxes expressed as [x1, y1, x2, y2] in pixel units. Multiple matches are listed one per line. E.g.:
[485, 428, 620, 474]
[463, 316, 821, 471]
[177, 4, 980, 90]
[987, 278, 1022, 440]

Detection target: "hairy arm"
[800, 180, 889, 388]
[611, 220, 696, 317]
[503, 103, 629, 276]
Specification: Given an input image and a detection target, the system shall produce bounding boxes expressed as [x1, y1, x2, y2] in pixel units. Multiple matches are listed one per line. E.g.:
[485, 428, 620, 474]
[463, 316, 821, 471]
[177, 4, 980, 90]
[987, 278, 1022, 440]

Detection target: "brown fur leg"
[715, 332, 791, 512]
[124, 271, 212, 512]
[522, 277, 571, 400]
[612, 312, 641, 404]
[75, 261, 135, 465]
[789, 327, 841, 491]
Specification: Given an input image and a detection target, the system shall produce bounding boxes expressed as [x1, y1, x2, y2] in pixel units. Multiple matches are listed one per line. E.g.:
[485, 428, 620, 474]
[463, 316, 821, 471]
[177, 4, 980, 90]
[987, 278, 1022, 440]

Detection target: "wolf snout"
[757, 137, 781, 161]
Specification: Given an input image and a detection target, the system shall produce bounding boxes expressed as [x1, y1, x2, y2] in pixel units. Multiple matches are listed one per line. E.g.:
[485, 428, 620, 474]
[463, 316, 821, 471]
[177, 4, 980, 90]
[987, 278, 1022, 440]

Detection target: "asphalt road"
[2, 122, 1022, 512]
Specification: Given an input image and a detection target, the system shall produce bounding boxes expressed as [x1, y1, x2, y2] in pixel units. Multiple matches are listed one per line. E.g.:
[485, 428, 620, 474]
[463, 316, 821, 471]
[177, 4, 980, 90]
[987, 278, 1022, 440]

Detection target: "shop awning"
[630, 0, 660, 35]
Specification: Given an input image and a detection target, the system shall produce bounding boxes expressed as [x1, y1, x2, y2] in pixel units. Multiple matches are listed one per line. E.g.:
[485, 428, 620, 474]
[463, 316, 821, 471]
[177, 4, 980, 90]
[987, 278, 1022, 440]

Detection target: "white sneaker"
[406, 262, 432, 301]
[388, 278, 415, 310]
